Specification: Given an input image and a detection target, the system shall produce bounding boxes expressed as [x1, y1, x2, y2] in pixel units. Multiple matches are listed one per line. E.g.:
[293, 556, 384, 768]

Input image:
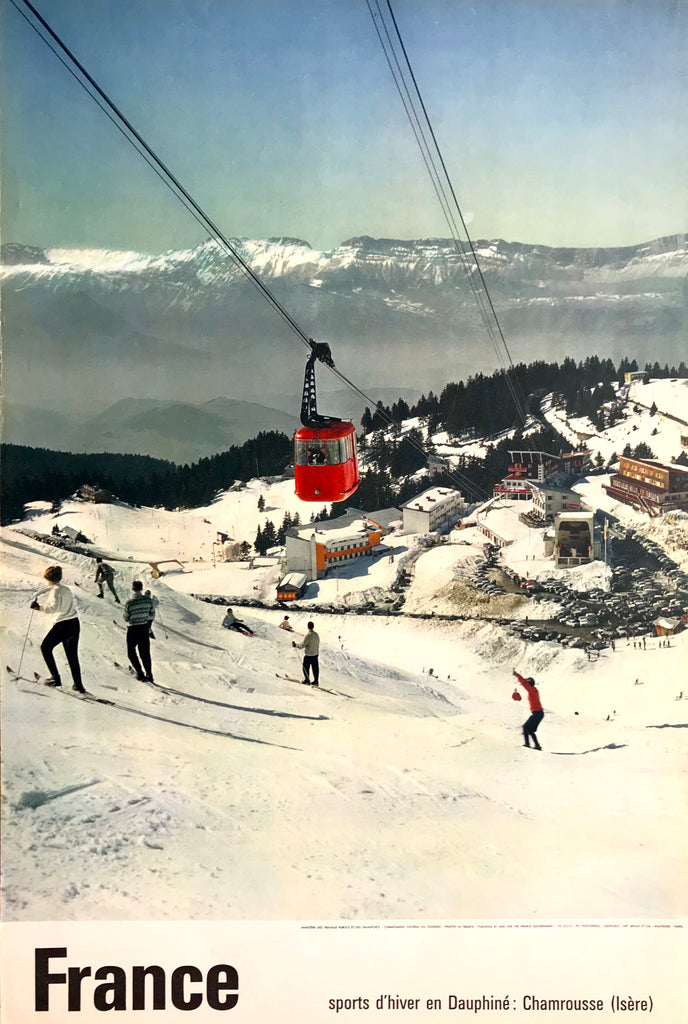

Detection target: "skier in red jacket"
[513, 669, 544, 750]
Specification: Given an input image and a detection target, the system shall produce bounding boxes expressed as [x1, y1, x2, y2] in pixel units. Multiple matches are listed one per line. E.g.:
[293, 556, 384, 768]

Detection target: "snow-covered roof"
[622, 457, 688, 475]
[556, 511, 594, 523]
[654, 617, 680, 630]
[278, 571, 308, 588]
[531, 482, 582, 496]
[401, 486, 462, 513]
[289, 508, 386, 544]
[320, 521, 375, 547]
[474, 501, 528, 543]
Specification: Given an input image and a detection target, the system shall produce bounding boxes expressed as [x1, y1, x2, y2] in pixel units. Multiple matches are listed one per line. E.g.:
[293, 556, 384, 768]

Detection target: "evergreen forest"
[2, 355, 685, 526]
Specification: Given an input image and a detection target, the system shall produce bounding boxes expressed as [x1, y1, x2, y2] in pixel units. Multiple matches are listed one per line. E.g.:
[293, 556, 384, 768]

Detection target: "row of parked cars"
[494, 537, 687, 648]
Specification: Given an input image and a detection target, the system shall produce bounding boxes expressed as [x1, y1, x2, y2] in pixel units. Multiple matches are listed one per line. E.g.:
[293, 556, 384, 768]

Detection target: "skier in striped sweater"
[124, 581, 156, 682]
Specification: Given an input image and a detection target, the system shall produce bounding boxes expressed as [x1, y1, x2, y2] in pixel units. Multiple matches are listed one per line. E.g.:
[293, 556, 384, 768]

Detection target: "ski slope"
[1, 516, 686, 923]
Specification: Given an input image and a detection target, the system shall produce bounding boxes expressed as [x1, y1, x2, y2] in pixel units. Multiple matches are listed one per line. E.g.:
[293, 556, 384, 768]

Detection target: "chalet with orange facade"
[284, 507, 398, 582]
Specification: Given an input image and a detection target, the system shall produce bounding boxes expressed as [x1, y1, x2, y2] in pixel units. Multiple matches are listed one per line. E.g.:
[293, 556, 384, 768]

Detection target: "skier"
[144, 589, 159, 639]
[279, 615, 294, 631]
[94, 558, 120, 604]
[221, 608, 256, 636]
[123, 581, 156, 682]
[292, 621, 320, 686]
[513, 669, 544, 750]
[30, 565, 86, 693]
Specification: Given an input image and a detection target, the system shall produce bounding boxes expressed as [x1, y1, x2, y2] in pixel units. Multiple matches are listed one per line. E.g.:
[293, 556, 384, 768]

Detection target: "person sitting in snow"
[94, 558, 120, 604]
[513, 669, 544, 750]
[279, 615, 294, 631]
[221, 608, 255, 636]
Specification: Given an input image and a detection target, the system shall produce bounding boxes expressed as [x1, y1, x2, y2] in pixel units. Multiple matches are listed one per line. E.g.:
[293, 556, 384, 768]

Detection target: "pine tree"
[262, 519, 277, 549]
[277, 511, 293, 545]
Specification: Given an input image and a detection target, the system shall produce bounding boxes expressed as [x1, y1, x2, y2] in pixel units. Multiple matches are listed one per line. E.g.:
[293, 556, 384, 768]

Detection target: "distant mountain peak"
[266, 237, 313, 249]
[1, 243, 48, 265]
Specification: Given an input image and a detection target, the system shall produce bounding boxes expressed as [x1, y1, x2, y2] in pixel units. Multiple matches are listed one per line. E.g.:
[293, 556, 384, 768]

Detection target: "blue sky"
[2, 0, 687, 252]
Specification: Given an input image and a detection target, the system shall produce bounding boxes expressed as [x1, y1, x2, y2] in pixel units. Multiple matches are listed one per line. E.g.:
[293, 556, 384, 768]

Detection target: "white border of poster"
[3, 917, 687, 1022]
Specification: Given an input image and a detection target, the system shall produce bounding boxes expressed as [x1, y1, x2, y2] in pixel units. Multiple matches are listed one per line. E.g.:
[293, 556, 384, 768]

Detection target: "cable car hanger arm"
[300, 340, 339, 428]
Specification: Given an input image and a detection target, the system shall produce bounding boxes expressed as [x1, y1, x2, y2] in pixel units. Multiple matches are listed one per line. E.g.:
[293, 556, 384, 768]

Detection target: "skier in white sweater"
[30, 565, 86, 693]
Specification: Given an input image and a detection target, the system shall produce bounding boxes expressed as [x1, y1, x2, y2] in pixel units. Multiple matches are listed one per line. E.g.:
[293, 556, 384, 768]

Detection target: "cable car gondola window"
[307, 440, 326, 465]
[326, 439, 341, 465]
[295, 440, 308, 466]
[340, 433, 355, 463]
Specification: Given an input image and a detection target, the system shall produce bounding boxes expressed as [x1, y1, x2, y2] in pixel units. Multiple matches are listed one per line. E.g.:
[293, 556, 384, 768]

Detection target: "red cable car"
[294, 340, 360, 503]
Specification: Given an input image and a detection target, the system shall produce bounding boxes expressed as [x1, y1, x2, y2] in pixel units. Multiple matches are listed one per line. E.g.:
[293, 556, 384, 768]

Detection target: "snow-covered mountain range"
[3, 234, 687, 424]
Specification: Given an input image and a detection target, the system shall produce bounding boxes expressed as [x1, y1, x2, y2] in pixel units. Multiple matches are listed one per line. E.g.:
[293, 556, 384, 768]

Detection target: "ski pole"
[155, 605, 169, 640]
[17, 607, 35, 677]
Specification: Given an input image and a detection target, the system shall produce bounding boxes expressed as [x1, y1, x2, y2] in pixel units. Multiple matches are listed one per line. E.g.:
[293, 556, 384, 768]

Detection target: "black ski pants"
[302, 654, 319, 684]
[97, 575, 119, 601]
[41, 617, 82, 688]
[227, 621, 252, 635]
[127, 623, 152, 679]
[523, 709, 544, 748]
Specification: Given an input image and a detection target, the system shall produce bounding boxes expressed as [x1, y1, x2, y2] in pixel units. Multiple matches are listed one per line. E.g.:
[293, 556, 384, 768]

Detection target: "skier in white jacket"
[30, 565, 86, 692]
[292, 621, 320, 686]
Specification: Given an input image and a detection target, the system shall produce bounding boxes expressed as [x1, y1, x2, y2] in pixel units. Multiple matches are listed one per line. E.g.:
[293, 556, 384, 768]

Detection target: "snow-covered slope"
[2, 380, 687, 923]
[542, 377, 688, 468]
[2, 514, 686, 923]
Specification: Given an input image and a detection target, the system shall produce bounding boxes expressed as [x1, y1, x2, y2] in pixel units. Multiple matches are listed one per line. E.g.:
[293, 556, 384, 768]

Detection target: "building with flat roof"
[401, 486, 464, 535]
[473, 500, 525, 548]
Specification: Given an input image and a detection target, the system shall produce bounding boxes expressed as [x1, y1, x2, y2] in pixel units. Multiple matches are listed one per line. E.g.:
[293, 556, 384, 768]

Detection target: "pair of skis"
[5, 666, 115, 705]
[275, 673, 353, 698]
[5, 665, 261, 743]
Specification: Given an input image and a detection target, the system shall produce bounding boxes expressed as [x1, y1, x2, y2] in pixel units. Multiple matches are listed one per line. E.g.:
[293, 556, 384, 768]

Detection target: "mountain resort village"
[25, 375, 688, 648]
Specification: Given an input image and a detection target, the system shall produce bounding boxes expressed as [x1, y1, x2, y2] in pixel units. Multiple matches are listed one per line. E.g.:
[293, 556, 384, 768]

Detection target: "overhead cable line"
[12, 0, 511, 505]
[11, 0, 315, 352]
[11, 0, 443, 468]
[366, 0, 530, 427]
